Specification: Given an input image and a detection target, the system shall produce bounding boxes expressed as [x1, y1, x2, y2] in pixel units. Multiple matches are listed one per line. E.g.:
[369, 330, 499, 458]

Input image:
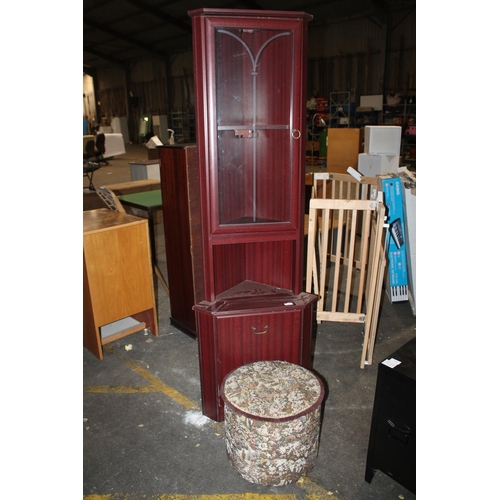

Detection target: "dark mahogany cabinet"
[159, 144, 204, 338]
[189, 8, 316, 421]
[194, 282, 316, 421]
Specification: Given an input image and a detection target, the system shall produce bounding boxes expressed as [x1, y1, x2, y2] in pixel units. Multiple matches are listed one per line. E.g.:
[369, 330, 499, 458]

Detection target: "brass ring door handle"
[291, 129, 301, 139]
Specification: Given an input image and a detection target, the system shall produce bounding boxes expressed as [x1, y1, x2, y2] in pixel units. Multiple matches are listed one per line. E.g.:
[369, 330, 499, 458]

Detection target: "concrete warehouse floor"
[83, 143, 417, 500]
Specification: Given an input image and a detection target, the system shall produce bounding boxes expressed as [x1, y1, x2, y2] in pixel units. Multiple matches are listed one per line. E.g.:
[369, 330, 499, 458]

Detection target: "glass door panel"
[215, 27, 294, 226]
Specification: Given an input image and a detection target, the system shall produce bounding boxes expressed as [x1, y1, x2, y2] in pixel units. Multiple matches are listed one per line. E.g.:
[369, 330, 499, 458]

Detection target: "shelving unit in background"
[382, 96, 416, 168]
[382, 96, 415, 129]
[168, 108, 196, 143]
[329, 91, 354, 127]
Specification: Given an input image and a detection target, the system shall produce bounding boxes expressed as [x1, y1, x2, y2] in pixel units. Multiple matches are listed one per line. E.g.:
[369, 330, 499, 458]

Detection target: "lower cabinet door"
[196, 300, 315, 422]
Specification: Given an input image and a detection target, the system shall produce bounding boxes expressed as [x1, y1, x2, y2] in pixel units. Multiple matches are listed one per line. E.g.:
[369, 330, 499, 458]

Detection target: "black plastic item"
[83, 161, 101, 191]
[365, 337, 416, 493]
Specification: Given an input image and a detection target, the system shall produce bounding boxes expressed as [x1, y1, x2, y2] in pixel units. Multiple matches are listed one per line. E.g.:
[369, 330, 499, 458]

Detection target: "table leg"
[147, 208, 169, 295]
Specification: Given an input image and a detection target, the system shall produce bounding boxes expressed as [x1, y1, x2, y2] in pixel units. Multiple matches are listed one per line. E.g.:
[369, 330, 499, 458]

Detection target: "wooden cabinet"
[83, 209, 158, 359]
[190, 8, 312, 300]
[195, 282, 316, 421]
[326, 127, 364, 173]
[189, 8, 316, 421]
[158, 144, 204, 338]
[365, 337, 416, 493]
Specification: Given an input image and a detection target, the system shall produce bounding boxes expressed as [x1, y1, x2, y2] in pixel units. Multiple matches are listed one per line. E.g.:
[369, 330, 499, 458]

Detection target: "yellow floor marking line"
[123, 356, 200, 411]
[296, 477, 341, 500]
[84, 359, 337, 500]
[84, 385, 157, 394]
[84, 355, 198, 411]
[84, 495, 298, 499]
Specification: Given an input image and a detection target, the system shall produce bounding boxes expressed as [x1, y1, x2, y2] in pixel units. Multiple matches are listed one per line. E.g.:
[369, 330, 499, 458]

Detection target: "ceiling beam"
[368, 0, 389, 24]
[83, 16, 169, 60]
[83, 44, 127, 69]
[124, 0, 192, 33]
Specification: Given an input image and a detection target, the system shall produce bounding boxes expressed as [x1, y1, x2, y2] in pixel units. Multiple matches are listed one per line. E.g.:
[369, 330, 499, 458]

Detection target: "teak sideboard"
[83, 209, 158, 359]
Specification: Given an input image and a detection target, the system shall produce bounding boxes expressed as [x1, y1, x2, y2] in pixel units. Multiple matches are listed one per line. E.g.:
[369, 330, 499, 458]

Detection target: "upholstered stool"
[221, 360, 325, 486]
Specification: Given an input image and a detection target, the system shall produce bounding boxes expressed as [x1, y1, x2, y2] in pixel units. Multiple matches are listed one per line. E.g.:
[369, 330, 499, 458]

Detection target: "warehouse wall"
[91, 54, 195, 142]
[307, 9, 416, 100]
[88, 9, 415, 143]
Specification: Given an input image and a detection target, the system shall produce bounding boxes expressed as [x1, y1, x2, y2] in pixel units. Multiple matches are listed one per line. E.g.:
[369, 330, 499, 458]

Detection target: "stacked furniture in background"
[326, 128, 364, 173]
[129, 159, 161, 181]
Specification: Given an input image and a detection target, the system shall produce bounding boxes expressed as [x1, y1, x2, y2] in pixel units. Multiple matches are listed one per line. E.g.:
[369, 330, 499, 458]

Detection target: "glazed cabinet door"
[190, 9, 312, 299]
[214, 24, 297, 230]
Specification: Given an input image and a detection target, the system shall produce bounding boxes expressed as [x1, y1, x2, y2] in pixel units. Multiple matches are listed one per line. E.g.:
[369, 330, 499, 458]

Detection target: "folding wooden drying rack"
[305, 173, 387, 368]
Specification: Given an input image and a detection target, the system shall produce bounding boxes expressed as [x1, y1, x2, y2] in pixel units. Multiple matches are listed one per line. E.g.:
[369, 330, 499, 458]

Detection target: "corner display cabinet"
[189, 8, 317, 422]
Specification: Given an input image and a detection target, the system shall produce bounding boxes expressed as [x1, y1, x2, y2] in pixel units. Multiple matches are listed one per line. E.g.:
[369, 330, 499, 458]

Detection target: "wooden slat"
[360, 202, 386, 368]
[317, 312, 366, 323]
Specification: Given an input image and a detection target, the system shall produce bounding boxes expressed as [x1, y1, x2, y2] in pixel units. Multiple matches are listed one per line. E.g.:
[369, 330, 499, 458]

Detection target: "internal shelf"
[100, 317, 146, 345]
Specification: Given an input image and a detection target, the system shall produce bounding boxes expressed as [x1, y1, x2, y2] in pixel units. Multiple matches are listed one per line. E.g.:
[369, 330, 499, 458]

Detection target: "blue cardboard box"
[379, 174, 409, 302]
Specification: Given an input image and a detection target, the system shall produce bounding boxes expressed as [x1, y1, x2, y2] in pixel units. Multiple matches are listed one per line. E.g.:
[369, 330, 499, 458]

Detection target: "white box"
[360, 94, 383, 111]
[358, 153, 400, 176]
[364, 126, 402, 155]
[111, 117, 130, 144]
[145, 135, 163, 149]
[129, 160, 161, 181]
[102, 133, 126, 158]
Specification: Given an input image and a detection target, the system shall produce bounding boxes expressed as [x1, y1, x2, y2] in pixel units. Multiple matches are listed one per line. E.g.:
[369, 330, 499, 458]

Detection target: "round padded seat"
[221, 360, 325, 486]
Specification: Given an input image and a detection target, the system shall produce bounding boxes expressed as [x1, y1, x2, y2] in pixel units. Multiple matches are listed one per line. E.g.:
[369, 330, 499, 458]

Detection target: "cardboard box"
[398, 167, 416, 315]
[358, 153, 400, 176]
[364, 126, 401, 155]
[326, 128, 364, 174]
[378, 173, 409, 303]
[129, 160, 161, 181]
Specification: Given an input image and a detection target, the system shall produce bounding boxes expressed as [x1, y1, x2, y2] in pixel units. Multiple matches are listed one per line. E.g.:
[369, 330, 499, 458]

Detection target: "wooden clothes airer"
[305, 173, 387, 368]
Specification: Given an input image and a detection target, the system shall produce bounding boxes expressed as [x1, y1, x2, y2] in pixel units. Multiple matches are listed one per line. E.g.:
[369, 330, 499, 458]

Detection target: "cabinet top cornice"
[188, 8, 313, 22]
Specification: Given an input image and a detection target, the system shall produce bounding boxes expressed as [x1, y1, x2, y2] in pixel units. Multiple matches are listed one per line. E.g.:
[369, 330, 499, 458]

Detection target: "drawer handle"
[387, 419, 411, 445]
[252, 325, 268, 335]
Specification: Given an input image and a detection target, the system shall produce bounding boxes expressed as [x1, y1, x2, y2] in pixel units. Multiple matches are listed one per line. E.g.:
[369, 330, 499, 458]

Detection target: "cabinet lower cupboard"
[194, 281, 316, 422]
[83, 209, 158, 359]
